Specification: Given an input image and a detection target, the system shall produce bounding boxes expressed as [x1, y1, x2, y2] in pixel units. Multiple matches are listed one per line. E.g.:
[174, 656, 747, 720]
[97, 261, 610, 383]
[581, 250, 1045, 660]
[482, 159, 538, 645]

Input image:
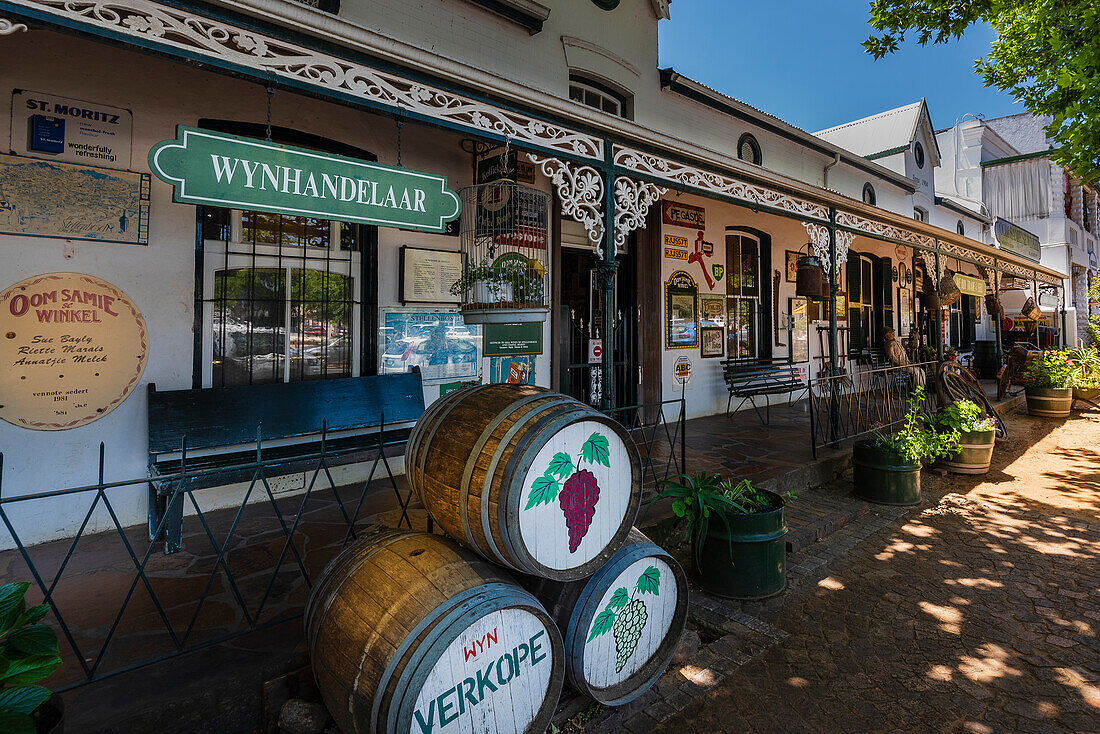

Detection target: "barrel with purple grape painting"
[406, 384, 642, 581]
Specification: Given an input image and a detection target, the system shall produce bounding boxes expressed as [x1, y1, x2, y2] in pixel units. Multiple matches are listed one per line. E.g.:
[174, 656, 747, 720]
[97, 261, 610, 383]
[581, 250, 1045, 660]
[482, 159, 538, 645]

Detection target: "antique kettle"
[795, 245, 829, 300]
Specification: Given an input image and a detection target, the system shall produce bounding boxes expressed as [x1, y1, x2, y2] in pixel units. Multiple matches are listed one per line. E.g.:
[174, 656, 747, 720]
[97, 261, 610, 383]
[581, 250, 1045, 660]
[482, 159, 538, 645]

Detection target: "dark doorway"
[557, 247, 638, 407]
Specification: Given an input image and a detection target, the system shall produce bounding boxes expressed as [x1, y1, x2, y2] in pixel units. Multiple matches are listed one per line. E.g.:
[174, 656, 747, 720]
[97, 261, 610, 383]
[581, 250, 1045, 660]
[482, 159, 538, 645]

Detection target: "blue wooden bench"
[147, 371, 425, 553]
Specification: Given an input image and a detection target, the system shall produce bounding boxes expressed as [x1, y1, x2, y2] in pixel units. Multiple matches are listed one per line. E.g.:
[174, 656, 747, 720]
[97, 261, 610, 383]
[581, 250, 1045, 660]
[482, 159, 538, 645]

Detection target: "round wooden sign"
[0, 273, 148, 430]
[519, 420, 635, 571]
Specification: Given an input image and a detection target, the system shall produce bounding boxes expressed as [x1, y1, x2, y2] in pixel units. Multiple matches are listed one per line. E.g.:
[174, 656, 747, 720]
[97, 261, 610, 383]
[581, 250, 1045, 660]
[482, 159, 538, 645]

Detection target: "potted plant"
[1067, 346, 1100, 406]
[944, 346, 958, 362]
[1023, 350, 1075, 417]
[0, 582, 63, 734]
[450, 255, 547, 323]
[653, 473, 788, 600]
[853, 387, 959, 506]
[931, 399, 997, 475]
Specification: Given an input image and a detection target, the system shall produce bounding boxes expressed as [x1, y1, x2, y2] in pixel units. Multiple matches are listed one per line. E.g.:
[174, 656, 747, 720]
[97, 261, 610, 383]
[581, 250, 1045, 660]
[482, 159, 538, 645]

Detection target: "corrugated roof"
[814, 101, 925, 158]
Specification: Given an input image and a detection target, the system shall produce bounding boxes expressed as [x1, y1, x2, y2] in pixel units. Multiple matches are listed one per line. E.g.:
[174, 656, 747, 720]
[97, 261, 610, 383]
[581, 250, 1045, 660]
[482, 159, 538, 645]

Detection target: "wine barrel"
[520, 529, 688, 705]
[406, 384, 642, 581]
[305, 529, 565, 734]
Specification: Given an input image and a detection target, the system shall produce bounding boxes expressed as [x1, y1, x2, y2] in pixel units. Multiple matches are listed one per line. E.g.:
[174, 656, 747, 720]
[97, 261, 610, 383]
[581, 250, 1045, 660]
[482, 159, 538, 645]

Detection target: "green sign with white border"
[484, 322, 543, 356]
[148, 126, 460, 232]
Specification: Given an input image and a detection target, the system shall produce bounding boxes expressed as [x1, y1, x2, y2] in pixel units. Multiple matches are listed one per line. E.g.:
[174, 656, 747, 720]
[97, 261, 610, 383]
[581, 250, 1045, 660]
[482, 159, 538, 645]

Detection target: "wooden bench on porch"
[722, 359, 806, 425]
[147, 371, 425, 553]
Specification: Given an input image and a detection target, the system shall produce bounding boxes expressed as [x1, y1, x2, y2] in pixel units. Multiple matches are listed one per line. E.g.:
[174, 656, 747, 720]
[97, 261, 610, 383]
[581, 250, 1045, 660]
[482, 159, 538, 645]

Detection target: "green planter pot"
[935, 429, 995, 475]
[853, 440, 921, 506]
[1025, 387, 1072, 417]
[694, 491, 787, 600]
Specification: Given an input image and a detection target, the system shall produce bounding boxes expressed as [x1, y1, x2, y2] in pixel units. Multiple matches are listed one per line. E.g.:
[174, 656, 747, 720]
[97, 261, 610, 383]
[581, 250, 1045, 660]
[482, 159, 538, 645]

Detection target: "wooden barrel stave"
[306, 530, 565, 734]
[407, 385, 641, 580]
[520, 529, 688, 705]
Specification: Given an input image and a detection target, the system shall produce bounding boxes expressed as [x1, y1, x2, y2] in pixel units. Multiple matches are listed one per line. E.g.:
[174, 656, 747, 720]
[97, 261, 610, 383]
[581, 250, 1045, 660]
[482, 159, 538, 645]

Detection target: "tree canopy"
[864, 0, 1100, 183]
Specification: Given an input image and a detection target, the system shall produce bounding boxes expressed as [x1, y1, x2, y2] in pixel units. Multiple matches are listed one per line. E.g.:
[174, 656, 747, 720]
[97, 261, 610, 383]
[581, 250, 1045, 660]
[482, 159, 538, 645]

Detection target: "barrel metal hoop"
[413, 388, 472, 518]
[404, 387, 456, 495]
[373, 582, 516, 733]
[389, 586, 545, 733]
[460, 392, 556, 565]
[497, 405, 597, 574]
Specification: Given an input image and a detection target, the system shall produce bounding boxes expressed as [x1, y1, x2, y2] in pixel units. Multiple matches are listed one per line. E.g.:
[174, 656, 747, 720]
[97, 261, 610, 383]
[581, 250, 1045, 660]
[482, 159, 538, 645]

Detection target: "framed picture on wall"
[700, 326, 725, 358]
[699, 293, 725, 327]
[785, 250, 800, 283]
[665, 270, 699, 349]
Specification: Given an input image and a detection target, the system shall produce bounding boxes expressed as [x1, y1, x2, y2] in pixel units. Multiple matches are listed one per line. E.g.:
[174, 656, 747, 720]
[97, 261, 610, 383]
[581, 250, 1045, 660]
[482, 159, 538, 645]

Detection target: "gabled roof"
[815, 99, 941, 162]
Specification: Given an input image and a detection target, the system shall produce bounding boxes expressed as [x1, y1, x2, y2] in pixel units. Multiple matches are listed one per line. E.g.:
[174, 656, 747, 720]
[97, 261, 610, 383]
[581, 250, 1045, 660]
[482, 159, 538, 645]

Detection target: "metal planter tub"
[936, 429, 996, 475]
[853, 440, 921, 506]
[695, 491, 787, 600]
[1025, 387, 1072, 418]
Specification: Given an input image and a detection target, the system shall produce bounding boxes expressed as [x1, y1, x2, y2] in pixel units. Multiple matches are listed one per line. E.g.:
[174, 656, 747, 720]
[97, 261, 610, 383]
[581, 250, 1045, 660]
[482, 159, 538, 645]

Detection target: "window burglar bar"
[0, 428, 408, 690]
[808, 361, 940, 457]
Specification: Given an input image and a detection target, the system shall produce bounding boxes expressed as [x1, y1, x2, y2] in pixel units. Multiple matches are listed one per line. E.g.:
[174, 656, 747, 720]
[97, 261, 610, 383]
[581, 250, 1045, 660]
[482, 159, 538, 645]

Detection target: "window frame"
[737, 133, 762, 166]
[914, 141, 925, 169]
[956, 220, 965, 236]
[568, 74, 630, 118]
[913, 207, 928, 223]
[726, 233, 762, 358]
[862, 183, 877, 206]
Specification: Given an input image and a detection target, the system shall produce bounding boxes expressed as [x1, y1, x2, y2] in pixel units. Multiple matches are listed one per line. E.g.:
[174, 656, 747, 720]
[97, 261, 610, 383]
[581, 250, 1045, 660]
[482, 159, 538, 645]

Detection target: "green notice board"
[483, 322, 543, 356]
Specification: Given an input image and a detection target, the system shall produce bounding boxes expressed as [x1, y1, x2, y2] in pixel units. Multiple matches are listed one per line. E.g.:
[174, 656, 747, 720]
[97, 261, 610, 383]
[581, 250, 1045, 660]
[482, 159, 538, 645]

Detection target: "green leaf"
[0, 583, 29, 629]
[587, 609, 616, 641]
[0, 655, 61, 686]
[607, 587, 630, 610]
[14, 605, 49, 628]
[580, 432, 611, 467]
[0, 685, 50, 715]
[547, 452, 573, 479]
[0, 710, 34, 734]
[636, 566, 661, 595]
[524, 474, 560, 510]
[6, 626, 58, 657]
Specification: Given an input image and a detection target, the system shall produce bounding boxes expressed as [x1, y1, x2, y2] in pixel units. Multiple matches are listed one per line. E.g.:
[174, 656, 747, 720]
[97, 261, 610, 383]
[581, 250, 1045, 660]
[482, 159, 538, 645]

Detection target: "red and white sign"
[588, 339, 602, 364]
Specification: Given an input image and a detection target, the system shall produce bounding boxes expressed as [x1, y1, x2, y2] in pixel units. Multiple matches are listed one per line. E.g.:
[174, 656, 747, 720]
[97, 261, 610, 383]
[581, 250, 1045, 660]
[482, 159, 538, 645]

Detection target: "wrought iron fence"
[809, 361, 940, 456]
[602, 396, 687, 495]
[0, 427, 407, 691]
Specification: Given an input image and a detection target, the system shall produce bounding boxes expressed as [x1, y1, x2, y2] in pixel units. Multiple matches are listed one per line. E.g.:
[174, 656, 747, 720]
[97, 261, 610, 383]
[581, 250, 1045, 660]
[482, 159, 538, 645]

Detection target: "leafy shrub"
[1066, 346, 1100, 388]
[0, 583, 61, 734]
[871, 386, 959, 464]
[1024, 350, 1076, 389]
[932, 399, 995, 434]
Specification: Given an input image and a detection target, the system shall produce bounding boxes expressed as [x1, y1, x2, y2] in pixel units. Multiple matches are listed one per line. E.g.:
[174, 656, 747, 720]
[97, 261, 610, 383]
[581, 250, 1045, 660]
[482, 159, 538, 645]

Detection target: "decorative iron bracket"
[802, 222, 852, 277]
[613, 176, 666, 253]
[528, 153, 605, 255]
[0, 17, 28, 33]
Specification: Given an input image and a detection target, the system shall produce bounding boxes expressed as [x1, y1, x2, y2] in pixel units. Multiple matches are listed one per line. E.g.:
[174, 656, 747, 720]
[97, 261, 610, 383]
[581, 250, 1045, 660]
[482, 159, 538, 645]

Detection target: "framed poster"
[899, 288, 912, 334]
[699, 293, 725, 327]
[400, 246, 463, 304]
[378, 307, 481, 385]
[785, 251, 800, 283]
[788, 297, 809, 363]
[665, 270, 698, 349]
[700, 326, 724, 358]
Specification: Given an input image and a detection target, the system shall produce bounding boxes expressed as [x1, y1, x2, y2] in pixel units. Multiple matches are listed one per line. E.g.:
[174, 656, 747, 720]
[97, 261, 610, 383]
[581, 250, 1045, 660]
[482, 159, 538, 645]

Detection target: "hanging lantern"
[795, 244, 829, 300]
[456, 181, 551, 324]
[938, 272, 962, 307]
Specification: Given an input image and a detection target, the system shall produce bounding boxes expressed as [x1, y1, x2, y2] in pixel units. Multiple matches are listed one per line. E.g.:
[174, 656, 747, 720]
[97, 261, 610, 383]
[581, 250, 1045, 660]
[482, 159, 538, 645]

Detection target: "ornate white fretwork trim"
[801, 222, 852, 277]
[939, 240, 995, 267]
[528, 154, 605, 255]
[614, 177, 666, 253]
[835, 211, 935, 249]
[0, 16, 28, 33]
[918, 250, 942, 282]
[613, 145, 829, 221]
[7, 0, 603, 160]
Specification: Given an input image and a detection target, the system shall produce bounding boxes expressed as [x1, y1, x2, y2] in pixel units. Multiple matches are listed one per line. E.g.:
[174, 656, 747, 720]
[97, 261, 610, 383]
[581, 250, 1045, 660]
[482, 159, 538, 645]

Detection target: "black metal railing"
[602, 396, 687, 495]
[0, 428, 406, 691]
[809, 361, 939, 456]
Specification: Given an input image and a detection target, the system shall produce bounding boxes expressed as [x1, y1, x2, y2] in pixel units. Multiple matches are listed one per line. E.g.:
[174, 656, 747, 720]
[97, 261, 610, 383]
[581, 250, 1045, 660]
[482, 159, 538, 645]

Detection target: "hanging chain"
[395, 108, 404, 168]
[500, 135, 511, 177]
[264, 84, 275, 142]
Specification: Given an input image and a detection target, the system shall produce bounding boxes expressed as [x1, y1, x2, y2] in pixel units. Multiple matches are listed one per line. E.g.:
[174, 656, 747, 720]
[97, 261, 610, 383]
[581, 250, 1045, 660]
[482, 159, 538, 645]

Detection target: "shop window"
[203, 210, 365, 388]
[568, 75, 630, 118]
[737, 134, 762, 166]
[726, 234, 761, 358]
[862, 183, 876, 206]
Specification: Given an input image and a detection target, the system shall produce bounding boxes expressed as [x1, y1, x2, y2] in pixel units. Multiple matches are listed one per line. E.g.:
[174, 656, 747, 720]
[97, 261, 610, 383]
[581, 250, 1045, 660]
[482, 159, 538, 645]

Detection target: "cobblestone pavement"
[647, 409, 1100, 734]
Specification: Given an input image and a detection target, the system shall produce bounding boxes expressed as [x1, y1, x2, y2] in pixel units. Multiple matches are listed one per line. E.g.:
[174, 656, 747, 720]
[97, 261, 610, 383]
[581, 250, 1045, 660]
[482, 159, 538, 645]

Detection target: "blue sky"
[657, 2, 1021, 133]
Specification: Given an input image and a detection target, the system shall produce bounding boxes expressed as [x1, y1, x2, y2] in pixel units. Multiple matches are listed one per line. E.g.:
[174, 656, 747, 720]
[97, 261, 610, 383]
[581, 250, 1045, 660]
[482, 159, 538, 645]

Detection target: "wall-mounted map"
[0, 154, 150, 245]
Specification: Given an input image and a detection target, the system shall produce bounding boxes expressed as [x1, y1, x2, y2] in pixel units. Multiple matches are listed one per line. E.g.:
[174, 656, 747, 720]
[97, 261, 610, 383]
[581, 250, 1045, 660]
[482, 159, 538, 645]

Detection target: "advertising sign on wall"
[665, 271, 699, 349]
[0, 153, 150, 245]
[994, 217, 1041, 263]
[661, 201, 705, 229]
[483, 321, 542, 357]
[1, 273, 148, 430]
[149, 126, 461, 232]
[11, 90, 133, 170]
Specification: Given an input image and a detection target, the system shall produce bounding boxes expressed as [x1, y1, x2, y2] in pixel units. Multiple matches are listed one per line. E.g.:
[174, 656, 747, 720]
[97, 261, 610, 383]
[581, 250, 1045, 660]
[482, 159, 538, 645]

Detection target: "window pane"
[726, 235, 742, 293]
[569, 86, 584, 104]
[243, 211, 280, 245]
[290, 270, 353, 381]
[740, 238, 759, 296]
[601, 96, 618, 115]
[242, 211, 330, 249]
[726, 297, 757, 358]
[213, 268, 287, 386]
[340, 222, 363, 252]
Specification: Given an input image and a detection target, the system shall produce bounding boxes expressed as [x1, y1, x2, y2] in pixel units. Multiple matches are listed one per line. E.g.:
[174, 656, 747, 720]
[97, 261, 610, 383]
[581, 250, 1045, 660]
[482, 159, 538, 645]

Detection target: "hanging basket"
[923, 273, 941, 310]
[985, 292, 1004, 320]
[1021, 296, 1043, 320]
[938, 272, 962, 307]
